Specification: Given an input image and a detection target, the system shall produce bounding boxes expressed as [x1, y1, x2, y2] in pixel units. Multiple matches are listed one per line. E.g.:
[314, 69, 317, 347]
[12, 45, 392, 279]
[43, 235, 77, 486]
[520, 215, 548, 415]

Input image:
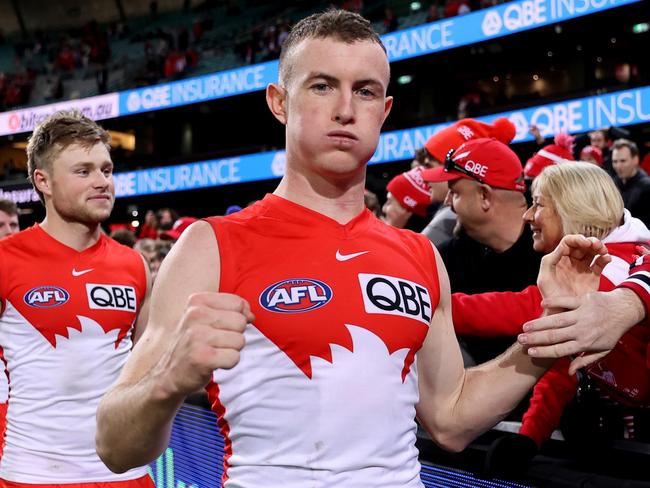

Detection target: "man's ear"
[32, 168, 52, 199]
[266, 83, 288, 125]
[382, 95, 393, 124]
[479, 183, 493, 211]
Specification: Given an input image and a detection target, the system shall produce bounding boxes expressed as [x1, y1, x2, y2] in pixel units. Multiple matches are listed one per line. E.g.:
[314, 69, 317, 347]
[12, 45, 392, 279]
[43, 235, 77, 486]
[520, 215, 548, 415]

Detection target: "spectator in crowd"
[528, 125, 546, 146]
[363, 188, 381, 217]
[410, 147, 435, 170]
[451, 162, 650, 477]
[580, 144, 603, 166]
[159, 216, 198, 241]
[523, 132, 574, 181]
[135, 237, 157, 265]
[138, 210, 160, 239]
[575, 126, 630, 174]
[383, 7, 399, 32]
[419, 117, 516, 247]
[425, 137, 537, 294]
[156, 207, 179, 231]
[149, 240, 173, 282]
[0, 198, 19, 445]
[110, 228, 137, 247]
[0, 199, 19, 238]
[382, 166, 432, 231]
[426, 4, 440, 22]
[425, 138, 542, 364]
[611, 138, 650, 227]
[342, 0, 363, 13]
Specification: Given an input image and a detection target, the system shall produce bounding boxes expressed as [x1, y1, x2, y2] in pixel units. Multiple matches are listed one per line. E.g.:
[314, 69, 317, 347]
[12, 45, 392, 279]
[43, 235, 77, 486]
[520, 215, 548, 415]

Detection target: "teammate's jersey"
[206, 194, 441, 488]
[0, 225, 148, 483]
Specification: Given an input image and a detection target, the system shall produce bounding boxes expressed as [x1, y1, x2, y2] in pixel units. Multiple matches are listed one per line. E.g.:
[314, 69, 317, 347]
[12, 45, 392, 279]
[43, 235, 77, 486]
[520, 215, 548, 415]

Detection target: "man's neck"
[621, 169, 639, 185]
[274, 165, 367, 225]
[40, 214, 102, 252]
[471, 214, 525, 253]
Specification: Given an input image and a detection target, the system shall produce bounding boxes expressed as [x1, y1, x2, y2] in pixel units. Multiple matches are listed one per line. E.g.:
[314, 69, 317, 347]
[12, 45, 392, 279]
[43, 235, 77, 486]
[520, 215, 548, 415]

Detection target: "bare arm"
[416, 246, 553, 452]
[96, 221, 253, 473]
[519, 288, 645, 374]
[132, 254, 152, 345]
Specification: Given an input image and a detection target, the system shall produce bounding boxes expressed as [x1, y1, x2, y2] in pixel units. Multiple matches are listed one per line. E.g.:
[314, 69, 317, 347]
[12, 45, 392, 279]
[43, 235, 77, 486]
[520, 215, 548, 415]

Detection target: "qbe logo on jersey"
[260, 278, 333, 313]
[359, 273, 432, 325]
[86, 283, 137, 312]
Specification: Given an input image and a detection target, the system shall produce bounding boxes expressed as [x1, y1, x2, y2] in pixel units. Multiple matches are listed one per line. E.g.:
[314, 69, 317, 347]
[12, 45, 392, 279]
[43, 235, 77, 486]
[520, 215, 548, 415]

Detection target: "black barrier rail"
[147, 403, 530, 488]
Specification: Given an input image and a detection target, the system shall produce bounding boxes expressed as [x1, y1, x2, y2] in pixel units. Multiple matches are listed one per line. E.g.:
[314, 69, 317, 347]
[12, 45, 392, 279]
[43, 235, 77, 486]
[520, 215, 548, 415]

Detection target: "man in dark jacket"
[612, 138, 650, 228]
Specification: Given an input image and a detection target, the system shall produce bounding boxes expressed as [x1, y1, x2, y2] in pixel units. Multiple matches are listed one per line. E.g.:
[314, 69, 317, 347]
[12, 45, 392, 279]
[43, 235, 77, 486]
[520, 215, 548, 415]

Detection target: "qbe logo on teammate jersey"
[358, 273, 432, 325]
[86, 283, 137, 312]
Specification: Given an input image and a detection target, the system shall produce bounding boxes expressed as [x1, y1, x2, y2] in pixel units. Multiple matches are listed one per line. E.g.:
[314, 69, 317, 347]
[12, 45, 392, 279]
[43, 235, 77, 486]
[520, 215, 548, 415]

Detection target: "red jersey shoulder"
[1, 232, 146, 348]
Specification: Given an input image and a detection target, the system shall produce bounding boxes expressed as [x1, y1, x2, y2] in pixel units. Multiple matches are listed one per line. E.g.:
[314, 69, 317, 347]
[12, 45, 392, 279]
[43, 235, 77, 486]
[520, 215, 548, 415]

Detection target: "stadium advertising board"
[113, 86, 650, 197]
[3, 87, 648, 201]
[0, 0, 639, 136]
[383, 0, 639, 61]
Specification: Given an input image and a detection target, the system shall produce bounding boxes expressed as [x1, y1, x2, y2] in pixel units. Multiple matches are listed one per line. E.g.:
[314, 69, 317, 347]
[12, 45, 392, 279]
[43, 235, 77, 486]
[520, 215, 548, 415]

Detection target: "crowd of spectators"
[0, 0, 514, 110]
[379, 119, 650, 480]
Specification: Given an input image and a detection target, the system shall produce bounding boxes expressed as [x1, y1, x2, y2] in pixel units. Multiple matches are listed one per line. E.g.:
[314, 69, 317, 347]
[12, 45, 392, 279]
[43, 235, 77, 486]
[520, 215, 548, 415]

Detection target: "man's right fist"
[156, 292, 255, 398]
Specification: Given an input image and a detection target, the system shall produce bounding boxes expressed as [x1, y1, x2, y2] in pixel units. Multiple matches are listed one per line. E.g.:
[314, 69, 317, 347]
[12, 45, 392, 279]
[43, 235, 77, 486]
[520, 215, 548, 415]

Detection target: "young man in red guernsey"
[0, 111, 153, 487]
[96, 10, 608, 488]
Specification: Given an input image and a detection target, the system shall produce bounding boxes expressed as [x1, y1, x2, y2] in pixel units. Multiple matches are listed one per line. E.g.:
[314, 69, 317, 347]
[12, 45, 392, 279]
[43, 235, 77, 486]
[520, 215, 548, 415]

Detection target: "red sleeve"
[617, 254, 650, 320]
[451, 285, 542, 336]
[519, 358, 578, 447]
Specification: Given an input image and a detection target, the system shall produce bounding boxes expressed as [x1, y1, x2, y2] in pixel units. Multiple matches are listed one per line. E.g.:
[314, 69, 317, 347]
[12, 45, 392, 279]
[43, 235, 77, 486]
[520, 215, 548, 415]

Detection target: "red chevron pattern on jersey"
[0, 225, 146, 348]
[209, 194, 440, 381]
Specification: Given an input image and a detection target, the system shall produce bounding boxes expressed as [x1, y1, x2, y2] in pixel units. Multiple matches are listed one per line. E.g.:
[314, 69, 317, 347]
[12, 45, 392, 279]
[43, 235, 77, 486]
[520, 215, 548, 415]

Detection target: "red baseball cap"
[386, 167, 432, 217]
[424, 117, 516, 163]
[422, 138, 526, 193]
[159, 217, 198, 241]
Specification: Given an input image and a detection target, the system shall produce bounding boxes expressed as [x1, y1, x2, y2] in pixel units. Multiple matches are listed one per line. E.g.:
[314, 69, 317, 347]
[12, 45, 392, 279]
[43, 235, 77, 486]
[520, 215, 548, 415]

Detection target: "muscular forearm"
[424, 343, 553, 452]
[96, 372, 185, 473]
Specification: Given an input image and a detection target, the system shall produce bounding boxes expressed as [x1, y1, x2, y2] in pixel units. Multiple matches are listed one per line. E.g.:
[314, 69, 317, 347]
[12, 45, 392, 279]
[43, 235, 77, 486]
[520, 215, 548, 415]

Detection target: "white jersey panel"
[214, 324, 423, 488]
[0, 301, 147, 483]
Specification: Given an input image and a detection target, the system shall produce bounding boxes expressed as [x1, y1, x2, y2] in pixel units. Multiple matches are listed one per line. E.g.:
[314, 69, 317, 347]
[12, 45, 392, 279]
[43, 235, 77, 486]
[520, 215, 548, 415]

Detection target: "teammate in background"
[0, 198, 18, 458]
[0, 200, 19, 239]
[0, 111, 153, 487]
[96, 10, 608, 487]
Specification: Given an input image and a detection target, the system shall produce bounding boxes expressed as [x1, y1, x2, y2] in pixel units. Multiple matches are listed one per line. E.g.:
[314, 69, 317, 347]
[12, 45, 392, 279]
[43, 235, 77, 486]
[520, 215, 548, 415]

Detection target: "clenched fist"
[155, 292, 255, 397]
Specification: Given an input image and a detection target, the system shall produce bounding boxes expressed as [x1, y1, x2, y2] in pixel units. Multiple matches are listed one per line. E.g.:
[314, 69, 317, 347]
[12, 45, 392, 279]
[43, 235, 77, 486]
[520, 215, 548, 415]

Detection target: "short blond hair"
[26, 110, 111, 203]
[279, 9, 386, 86]
[532, 162, 623, 240]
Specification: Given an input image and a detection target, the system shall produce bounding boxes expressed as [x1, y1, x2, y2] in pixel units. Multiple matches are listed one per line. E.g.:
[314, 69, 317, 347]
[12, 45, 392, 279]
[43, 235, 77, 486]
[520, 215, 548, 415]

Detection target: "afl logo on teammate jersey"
[24, 286, 70, 308]
[260, 278, 333, 313]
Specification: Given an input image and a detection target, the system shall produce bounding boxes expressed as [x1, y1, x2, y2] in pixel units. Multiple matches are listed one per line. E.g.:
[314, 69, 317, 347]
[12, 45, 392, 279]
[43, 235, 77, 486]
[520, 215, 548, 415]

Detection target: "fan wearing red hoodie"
[450, 162, 650, 475]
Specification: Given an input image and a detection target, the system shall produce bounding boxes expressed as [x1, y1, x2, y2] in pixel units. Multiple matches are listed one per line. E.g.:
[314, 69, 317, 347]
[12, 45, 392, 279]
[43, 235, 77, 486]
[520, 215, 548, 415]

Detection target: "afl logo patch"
[24, 286, 70, 308]
[260, 278, 333, 313]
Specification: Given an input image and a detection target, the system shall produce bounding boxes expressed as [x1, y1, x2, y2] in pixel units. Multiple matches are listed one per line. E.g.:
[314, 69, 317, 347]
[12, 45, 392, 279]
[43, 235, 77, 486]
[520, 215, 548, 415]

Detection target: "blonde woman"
[450, 162, 650, 475]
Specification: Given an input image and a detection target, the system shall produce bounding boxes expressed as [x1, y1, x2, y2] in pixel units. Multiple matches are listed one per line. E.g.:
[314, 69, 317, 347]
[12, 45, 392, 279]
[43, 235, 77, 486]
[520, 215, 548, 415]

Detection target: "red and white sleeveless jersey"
[0, 225, 148, 483]
[206, 194, 441, 488]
